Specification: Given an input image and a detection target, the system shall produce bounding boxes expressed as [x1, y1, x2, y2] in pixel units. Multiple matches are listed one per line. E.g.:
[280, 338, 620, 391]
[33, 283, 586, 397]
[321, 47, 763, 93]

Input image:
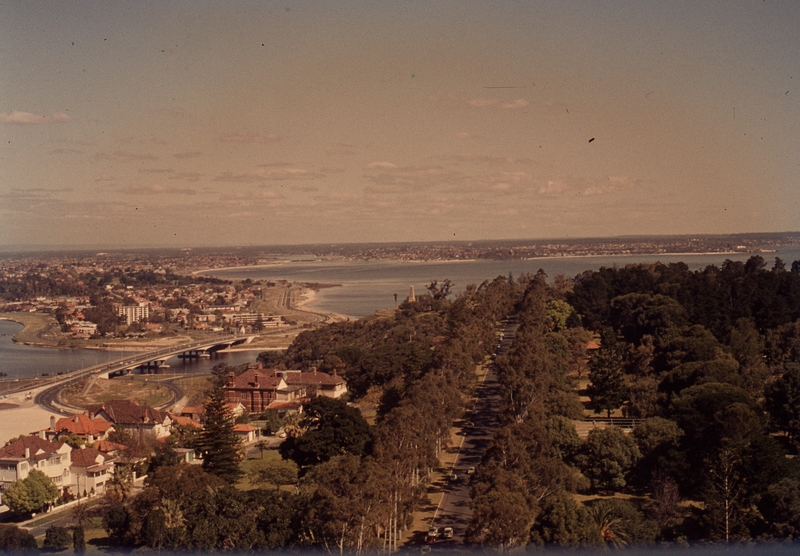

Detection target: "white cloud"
[428, 94, 531, 110]
[582, 175, 640, 196]
[94, 151, 159, 162]
[363, 163, 465, 191]
[118, 184, 196, 195]
[0, 111, 71, 124]
[173, 151, 204, 159]
[538, 180, 571, 195]
[212, 166, 320, 182]
[220, 132, 280, 143]
[139, 168, 174, 174]
[326, 144, 356, 155]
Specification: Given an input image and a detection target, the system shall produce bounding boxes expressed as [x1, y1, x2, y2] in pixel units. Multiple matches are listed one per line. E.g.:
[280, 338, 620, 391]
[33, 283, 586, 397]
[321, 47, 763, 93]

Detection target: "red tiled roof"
[170, 415, 202, 429]
[227, 368, 284, 390]
[86, 399, 170, 426]
[94, 440, 127, 454]
[283, 370, 345, 387]
[54, 414, 113, 436]
[0, 436, 66, 462]
[232, 424, 257, 432]
[70, 447, 108, 468]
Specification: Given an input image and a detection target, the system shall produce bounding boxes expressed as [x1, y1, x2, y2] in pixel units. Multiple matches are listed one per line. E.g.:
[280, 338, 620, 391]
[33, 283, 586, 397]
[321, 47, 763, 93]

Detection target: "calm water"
[4, 247, 799, 379]
[0, 320, 258, 380]
[211, 246, 800, 318]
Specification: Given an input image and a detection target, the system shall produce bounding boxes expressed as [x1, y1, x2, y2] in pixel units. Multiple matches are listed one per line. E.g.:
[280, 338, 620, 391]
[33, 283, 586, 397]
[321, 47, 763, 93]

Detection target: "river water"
[210, 246, 800, 318]
[0, 320, 257, 380]
[4, 246, 799, 379]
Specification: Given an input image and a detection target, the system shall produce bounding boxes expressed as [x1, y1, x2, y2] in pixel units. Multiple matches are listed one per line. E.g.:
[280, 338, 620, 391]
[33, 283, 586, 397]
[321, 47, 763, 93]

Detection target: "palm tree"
[588, 501, 629, 549]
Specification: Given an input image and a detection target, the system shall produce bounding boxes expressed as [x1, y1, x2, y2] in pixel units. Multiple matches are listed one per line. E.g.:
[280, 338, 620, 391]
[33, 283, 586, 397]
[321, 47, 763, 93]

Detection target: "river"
[209, 246, 800, 318]
[0, 320, 257, 380]
[3, 247, 799, 379]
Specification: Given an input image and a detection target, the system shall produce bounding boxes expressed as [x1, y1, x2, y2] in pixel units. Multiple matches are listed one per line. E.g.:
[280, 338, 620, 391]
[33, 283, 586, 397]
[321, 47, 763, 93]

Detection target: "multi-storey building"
[0, 436, 73, 503]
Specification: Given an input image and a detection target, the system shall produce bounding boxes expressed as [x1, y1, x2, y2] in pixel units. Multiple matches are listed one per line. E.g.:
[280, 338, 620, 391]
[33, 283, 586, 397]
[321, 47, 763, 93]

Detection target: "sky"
[1, 1, 798, 249]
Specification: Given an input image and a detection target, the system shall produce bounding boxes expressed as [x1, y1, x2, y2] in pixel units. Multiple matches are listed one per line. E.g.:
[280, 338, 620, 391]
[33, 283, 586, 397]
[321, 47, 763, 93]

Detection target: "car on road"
[448, 473, 458, 483]
[443, 527, 454, 539]
[467, 466, 475, 475]
[426, 526, 439, 544]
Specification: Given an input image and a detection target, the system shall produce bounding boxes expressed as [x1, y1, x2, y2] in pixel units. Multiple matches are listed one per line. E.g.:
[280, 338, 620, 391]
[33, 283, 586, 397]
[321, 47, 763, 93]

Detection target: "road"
[31, 335, 254, 412]
[426, 317, 518, 548]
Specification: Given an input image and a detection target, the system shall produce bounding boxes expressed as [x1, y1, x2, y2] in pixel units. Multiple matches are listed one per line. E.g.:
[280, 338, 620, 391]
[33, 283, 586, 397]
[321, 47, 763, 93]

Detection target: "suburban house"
[0, 436, 73, 503]
[224, 365, 298, 413]
[70, 447, 115, 497]
[281, 368, 347, 399]
[179, 405, 206, 423]
[45, 414, 114, 444]
[223, 364, 347, 414]
[85, 399, 172, 439]
[232, 423, 259, 444]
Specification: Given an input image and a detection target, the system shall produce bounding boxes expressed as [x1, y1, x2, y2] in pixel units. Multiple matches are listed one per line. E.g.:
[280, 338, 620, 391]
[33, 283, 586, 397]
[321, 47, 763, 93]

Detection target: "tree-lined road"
[429, 318, 518, 547]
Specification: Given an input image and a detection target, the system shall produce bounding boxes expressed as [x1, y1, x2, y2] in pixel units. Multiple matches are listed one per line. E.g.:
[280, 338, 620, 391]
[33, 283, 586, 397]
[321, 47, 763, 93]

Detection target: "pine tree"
[196, 382, 243, 483]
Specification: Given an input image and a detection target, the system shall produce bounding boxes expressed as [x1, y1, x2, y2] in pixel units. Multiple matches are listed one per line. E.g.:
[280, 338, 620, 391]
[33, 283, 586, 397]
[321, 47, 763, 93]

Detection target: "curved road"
[32, 334, 254, 412]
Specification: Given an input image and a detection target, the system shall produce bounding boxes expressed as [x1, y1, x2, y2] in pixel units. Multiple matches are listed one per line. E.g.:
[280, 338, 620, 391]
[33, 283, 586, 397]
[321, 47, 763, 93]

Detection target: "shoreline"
[0, 284, 345, 354]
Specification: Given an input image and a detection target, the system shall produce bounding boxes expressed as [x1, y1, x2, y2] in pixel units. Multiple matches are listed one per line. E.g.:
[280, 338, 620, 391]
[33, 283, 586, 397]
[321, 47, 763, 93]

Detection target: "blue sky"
[1, 1, 798, 248]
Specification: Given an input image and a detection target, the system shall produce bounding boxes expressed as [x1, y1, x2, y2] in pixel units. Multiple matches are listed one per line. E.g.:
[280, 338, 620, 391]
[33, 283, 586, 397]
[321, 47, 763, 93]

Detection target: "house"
[46, 414, 114, 444]
[169, 415, 202, 430]
[223, 364, 347, 413]
[232, 424, 259, 444]
[224, 365, 301, 413]
[179, 405, 205, 423]
[0, 436, 73, 503]
[281, 367, 347, 399]
[70, 447, 115, 497]
[85, 400, 172, 439]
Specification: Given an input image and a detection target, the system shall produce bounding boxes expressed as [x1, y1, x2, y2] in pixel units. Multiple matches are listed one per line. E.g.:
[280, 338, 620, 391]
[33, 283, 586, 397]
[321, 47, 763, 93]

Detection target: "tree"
[3, 469, 59, 514]
[765, 366, 800, 444]
[529, 489, 599, 547]
[586, 344, 627, 418]
[72, 525, 86, 554]
[701, 447, 749, 542]
[0, 524, 37, 550]
[249, 458, 299, 492]
[758, 478, 800, 538]
[196, 382, 243, 483]
[43, 525, 72, 550]
[575, 427, 641, 491]
[279, 396, 372, 469]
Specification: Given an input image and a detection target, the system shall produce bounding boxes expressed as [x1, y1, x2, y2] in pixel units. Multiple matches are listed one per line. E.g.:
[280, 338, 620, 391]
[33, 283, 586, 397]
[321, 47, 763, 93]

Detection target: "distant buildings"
[117, 303, 150, 325]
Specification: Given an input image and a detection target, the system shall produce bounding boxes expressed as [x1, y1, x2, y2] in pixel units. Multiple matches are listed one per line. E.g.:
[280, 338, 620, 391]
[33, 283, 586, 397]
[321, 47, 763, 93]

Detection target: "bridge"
[33, 334, 256, 412]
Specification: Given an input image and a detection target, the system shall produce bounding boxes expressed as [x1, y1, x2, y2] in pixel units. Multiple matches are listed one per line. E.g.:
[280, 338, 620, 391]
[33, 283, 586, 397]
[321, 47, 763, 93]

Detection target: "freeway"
[32, 334, 254, 412]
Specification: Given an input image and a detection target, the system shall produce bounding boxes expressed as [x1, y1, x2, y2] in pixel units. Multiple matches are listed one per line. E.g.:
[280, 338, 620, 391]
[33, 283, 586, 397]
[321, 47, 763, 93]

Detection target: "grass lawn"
[172, 374, 213, 406]
[60, 376, 174, 408]
[1, 312, 65, 346]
